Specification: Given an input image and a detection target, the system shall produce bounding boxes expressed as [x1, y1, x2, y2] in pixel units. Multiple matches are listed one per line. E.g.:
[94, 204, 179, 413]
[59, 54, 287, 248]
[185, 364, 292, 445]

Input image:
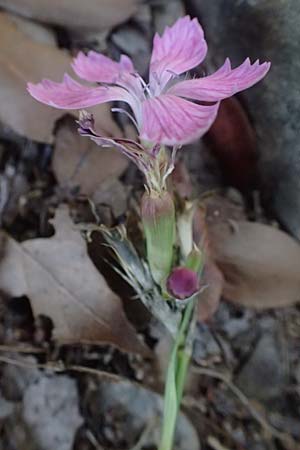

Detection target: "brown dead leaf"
[209, 221, 300, 309]
[0, 206, 147, 354]
[205, 97, 257, 190]
[53, 117, 128, 196]
[0, 12, 120, 142]
[171, 161, 193, 200]
[193, 207, 224, 321]
[198, 263, 224, 322]
[0, 0, 138, 30]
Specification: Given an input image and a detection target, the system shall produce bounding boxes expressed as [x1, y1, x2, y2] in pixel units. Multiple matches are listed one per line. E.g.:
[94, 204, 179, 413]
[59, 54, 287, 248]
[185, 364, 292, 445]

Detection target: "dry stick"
[0, 344, 46, 354]
[67, 147, 94, 185]
[189, 366, 297, 449]
[85, 429, 104, 450]
[207, 436, 231, 450]
[130, 417, 157, 450]
[0, 354, 121, 382]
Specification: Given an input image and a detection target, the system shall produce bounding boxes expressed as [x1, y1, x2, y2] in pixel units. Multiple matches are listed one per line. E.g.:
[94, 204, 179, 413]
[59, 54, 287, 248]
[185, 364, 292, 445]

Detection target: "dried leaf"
[205, 97, 257, 190]
[0, 12, 119, 142]
[171, 161, 193, 200]
[198, 263, 224, 322]
[53, 117, 128, 196]
[0, 232, 27, 296]
[209, 221, 300, 309]
[0, 206, 147, 354]
[0, 0, 138, 30]
[193, 207, 224, 321]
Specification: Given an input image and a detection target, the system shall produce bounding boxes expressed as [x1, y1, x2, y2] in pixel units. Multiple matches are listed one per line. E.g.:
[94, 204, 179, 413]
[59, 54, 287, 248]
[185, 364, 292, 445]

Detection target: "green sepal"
[141, 190, 175, 285]
[185, 246, 204, 273]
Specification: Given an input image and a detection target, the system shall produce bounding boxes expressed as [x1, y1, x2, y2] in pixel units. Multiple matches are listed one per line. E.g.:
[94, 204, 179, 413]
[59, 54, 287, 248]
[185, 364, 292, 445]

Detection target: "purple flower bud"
[167, 267, 199, 300]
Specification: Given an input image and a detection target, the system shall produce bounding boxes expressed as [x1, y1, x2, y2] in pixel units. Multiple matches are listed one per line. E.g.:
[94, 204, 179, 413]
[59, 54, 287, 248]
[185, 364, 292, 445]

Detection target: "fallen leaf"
[0, 0, 138, 30]
[198, 263, 224, 322]
[0, 12, 120, 142]
[53, 117, 128, 196]
[0, 232, 27, 296]
[0, 206, 147, 354]
[193, 207, 224, 322]
[92, 178, 129, 218]
[205, 97, 257, 190]
[209, 221, 300, 308]
[171, 161, 193, 200]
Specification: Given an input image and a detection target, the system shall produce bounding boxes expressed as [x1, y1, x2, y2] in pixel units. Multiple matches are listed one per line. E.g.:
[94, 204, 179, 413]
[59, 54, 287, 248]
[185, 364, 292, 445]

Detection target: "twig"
[68, 147, 94, 183]
[130, 417, 157, 450]
[86, 429, 104, 450]
[189, 366, 297, 449]
[0, 354, 121, 383]
[0, 344, 46, 354]
[207, 436, 230, 450]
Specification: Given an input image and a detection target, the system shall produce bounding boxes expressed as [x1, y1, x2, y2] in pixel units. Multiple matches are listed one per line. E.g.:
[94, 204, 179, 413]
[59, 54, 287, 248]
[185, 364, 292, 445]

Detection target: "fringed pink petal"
[140, 94, 219, 146]
[72, 51, 134, 83]
[168, 58, 271, 102]
[150, 16, 207, 94]
[27, 74, 132, 109]
[72, 51, 144, 102]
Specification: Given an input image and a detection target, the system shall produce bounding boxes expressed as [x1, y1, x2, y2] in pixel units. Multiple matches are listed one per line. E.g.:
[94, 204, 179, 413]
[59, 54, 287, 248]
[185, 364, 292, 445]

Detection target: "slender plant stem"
[158, 300, 195, 450]
[175, 346, 191, 408]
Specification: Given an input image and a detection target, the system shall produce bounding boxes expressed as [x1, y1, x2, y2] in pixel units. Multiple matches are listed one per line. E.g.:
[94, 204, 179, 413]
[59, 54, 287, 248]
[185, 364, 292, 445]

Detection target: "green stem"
[175, 346, 191, 408]
[158, 300, 195, 450]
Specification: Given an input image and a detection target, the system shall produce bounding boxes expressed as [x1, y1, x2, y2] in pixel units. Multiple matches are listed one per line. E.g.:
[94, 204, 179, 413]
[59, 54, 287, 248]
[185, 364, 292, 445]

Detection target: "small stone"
[1, 356, 41, 401]
[294, 360, 300, 384]
[236, 331, 286, 401]
[22, 375, 83, 450]
[221, 310, 253, 339]
[0, 390, 15, 418]
[193, 323, 221, 363]
[111, 19, 151, 76]
[153, 0, 185, 34]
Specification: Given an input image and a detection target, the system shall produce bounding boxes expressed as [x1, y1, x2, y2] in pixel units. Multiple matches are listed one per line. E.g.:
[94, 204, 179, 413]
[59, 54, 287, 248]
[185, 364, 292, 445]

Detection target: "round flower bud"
[167, 267, 199, 300]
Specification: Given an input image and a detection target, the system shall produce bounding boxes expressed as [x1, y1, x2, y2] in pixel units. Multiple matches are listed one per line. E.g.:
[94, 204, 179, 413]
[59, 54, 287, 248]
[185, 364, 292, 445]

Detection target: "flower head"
[28, 16, 270, 147]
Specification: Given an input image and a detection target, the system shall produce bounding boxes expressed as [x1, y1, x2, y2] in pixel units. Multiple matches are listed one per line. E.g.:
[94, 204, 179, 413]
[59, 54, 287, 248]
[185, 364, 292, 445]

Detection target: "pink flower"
[28, 16, 270, 146]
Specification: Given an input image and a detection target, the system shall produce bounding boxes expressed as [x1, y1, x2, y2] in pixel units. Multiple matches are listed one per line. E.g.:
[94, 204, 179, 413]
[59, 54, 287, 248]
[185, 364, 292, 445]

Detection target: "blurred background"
[0, 1, 299, 450]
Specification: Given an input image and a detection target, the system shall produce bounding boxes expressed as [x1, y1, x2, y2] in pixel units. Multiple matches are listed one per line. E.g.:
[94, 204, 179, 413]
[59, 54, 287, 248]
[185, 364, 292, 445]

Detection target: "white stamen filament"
[111, 107, 139, 130]
[162, 146, 179, 185]
[133, 73, 152, 98]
